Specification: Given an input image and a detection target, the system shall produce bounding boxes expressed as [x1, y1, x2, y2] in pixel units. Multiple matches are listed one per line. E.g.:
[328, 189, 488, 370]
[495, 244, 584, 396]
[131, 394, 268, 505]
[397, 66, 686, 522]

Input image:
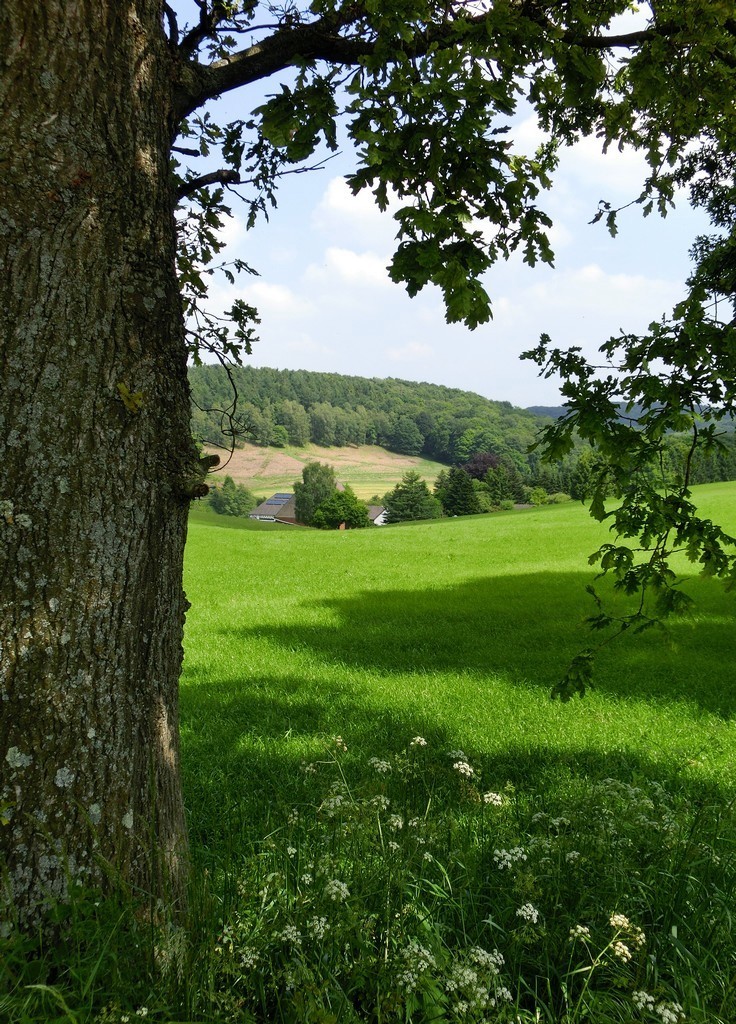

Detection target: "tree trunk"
[0, 2, 197, 926]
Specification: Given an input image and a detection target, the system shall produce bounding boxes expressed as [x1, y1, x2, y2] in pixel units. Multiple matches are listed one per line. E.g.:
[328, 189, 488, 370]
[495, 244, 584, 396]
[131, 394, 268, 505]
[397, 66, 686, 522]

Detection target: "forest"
[190, 364, 736, 501]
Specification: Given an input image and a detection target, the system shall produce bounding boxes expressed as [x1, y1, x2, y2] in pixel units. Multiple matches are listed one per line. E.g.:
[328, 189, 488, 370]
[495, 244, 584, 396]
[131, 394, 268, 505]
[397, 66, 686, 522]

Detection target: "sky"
[189, 7, 708, 409]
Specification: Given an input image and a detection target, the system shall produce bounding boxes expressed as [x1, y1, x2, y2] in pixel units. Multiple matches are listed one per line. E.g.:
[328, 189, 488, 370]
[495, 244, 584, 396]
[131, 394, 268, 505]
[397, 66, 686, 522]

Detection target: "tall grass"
[2, 484, 735, 1022]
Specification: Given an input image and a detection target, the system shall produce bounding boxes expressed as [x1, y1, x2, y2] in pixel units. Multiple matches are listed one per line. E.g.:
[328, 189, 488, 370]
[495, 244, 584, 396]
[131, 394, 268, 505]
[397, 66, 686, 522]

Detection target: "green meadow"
[173, 481, 735, 1024]
[5, 486, 735, 1023]
[183, 483, 736, 809]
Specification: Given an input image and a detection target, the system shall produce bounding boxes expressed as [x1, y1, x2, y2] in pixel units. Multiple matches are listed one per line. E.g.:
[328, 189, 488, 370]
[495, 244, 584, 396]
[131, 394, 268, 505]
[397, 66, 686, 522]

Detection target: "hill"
[189, 364, 549, 469]
[207, 440, 448, 500]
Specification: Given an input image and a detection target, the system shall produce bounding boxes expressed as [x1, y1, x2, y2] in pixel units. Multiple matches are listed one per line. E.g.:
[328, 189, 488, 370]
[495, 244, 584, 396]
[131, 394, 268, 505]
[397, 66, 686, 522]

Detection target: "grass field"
[206, 440, 448, 499]
[176, 481, 736, 1023]
[6, 486, 735, 1023]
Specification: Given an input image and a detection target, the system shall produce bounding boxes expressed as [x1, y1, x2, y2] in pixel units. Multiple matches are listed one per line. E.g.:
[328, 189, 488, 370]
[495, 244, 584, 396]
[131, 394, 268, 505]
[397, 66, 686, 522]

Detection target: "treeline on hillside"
[189, 364, 544, 468]
[190, 365, 736, 497]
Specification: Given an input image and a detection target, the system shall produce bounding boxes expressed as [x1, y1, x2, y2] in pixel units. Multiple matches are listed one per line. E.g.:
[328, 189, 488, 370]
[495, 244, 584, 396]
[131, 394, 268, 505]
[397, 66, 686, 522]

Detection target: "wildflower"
[287, 846, 297, 857]
[370, 795, 390, 810]
[388, 841, 400, 852]
[279, 925, 302, 946]
[408, 817, 421, 828]
[240, 947, 260, 968]
[516, 903, 539, 924]
[409, 736, 427, 747]
[489, 986, 513, 1006]
[307, 916, 330, 940]
[135, 1010, 149, 1019]
[493, 847, 527, 869]
[565, 850, 581, 863]
[300, 873, 313, 886]
[334, 735, 347, 751]
[287, 808, 299, 824]
[612, 940, 632, 962]
[302, 762, 318, 774]
[655, 1001, 685, 1023]
[569, 925, 591, 941]
[387, 814, 404, 831]
[447, 749, 467, 760]
[325, 878, 350, 902]
[368, 757, 392, 774]
[423, 851, 433, 862]
[396, 940, 436, 991]
[609, 912, 631, 930]
[453, 760, 474, 778]
[469, 947, 504, 973]
[483, 791, 504, 806]
[321, 794, 345, 817]
[633, 991, 656, 1011]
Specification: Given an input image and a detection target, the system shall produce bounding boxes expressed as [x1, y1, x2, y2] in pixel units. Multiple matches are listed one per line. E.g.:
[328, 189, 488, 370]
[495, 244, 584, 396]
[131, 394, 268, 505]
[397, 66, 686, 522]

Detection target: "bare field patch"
[206, 443, 445, 499]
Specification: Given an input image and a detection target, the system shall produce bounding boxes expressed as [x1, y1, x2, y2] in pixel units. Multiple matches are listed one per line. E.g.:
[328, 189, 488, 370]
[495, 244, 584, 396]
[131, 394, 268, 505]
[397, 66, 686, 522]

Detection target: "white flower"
[569, 925, 591, 941]
[135, 1010, 149, 1019]
[610, 912, 631, 930]
[279, 925, 302, 946]
[370, 795, 390, 810]
[410, 736, 427, 747]
[325, 878, 350, 902]
[447, 750, 467, 760]
[240, 947, 260, 968]
[489, 986, 513, 1005]
[321, 794, 345, 817]
[493, 847, 527, 869]
[334, 735, 347, 751]
[287, 846, 297, 857]
[388, 841, 400, 852]
[633, 991, 656, 1011]
[516, 903, 539, 924]
[368, 757, 392, 774]
[612, 940, 632, 962]
[655, 1001, 685, 1023]
[565, 850, 581, 863]
[387, 814, 404, 831]
[307, 916, 330, 940]
[453, 760, 474, 778]
[302, 762, 318, 774]
[300, 873, 313, 886]
[482, 791, 504, 806]
[469, 947, 504, 972]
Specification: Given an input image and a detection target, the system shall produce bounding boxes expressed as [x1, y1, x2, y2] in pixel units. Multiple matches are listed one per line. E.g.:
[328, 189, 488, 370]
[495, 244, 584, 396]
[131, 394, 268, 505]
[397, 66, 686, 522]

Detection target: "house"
[250, 492, 388, 526]
[367, 505, 388, 525]
[249, 492, 299, 524]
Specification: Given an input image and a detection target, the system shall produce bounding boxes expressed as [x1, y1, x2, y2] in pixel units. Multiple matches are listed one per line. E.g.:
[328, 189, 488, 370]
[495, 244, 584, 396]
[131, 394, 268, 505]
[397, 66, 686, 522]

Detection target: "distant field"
[205, 440, 447, 499]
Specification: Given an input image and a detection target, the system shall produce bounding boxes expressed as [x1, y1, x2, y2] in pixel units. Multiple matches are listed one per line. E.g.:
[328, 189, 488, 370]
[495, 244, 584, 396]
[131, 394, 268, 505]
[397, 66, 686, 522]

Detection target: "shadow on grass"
[214, 571, 736, 717]
[180, 568, 734, 858]
[180, 673, 734, 864]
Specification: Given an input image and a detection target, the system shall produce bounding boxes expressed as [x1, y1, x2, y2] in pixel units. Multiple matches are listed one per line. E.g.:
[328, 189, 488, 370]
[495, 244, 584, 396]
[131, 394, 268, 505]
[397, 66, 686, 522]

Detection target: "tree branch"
[176, 168, 241, 200]
[173, 8, 665, 122]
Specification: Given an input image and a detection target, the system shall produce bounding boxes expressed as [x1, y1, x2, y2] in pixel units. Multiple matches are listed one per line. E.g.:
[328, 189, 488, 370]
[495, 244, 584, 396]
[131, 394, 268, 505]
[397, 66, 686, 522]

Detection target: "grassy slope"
[181, 482, 736, 855]
[205, 441, 448, 499]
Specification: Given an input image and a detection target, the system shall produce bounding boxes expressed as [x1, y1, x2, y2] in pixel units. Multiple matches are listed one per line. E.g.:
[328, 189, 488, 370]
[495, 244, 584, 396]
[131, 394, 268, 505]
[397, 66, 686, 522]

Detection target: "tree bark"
[0, 2, 197, 926]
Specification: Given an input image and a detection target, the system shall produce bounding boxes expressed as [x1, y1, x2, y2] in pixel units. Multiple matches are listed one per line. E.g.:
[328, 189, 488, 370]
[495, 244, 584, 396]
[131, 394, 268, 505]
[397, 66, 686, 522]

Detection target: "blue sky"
[186, 6, 708, 408]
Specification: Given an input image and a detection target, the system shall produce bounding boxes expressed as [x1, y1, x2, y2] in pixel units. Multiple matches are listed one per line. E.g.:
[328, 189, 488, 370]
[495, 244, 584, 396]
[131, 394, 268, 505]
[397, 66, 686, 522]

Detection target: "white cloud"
[386, 341, 434, 363]
[304, 247, 391, 289]
[239, 281, 316, 319]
